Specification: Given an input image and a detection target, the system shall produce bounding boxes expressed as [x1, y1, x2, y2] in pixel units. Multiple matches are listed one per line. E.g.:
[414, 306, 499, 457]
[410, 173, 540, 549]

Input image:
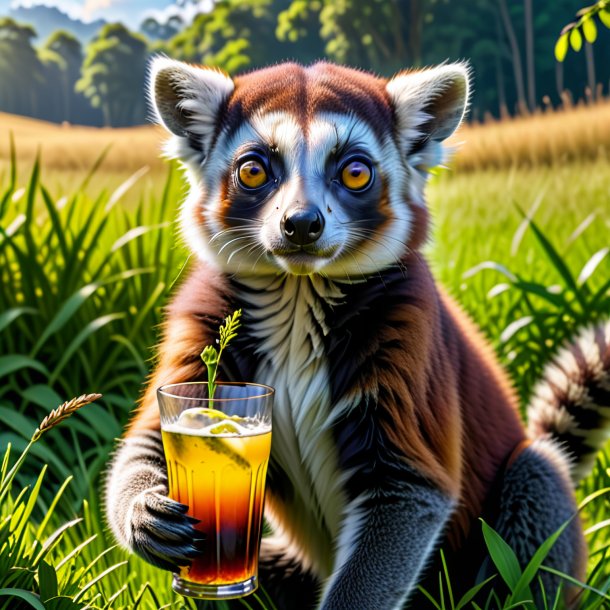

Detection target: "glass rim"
[157, 381, 275, 402]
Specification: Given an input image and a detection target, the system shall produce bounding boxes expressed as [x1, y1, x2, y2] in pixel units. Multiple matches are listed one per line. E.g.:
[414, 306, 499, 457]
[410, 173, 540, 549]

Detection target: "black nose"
[281, 207, 325, 246]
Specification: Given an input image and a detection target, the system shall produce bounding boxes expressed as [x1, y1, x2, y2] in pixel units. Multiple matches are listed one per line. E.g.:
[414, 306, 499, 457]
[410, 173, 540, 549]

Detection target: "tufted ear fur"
[149, 56, 234, 159]
[386, 63, 471, 166]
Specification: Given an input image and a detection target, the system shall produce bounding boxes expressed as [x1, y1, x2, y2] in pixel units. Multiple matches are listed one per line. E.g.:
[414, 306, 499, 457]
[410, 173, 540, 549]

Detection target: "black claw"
[194, 537, 207, 552]
[184, 545, 202, 558]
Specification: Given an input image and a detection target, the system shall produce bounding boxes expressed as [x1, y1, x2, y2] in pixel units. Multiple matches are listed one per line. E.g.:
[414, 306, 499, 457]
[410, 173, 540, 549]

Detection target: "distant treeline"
[1, 0, 608, 128]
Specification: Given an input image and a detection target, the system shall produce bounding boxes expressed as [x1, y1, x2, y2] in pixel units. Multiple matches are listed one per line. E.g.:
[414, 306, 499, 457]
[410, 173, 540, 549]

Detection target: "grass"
[0, 100, 609, 608]
[449, 98, 610, 172]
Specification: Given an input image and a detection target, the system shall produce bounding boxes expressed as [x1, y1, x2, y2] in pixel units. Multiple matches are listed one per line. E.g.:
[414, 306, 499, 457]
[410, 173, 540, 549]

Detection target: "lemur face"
[150, 59, 470, 278]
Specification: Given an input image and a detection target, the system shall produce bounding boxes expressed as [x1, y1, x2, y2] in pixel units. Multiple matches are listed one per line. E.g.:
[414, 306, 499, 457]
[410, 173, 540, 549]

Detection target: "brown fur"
[218, 62, 394, 139]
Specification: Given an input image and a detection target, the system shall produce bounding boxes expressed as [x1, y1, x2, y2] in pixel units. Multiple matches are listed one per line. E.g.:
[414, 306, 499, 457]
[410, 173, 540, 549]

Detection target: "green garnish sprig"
[200, 309, 242, 400]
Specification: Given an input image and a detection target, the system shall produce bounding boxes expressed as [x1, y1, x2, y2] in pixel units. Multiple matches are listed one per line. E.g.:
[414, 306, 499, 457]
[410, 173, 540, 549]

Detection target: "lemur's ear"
[149, 56, 234, 157]
[386, 63, 470, 162]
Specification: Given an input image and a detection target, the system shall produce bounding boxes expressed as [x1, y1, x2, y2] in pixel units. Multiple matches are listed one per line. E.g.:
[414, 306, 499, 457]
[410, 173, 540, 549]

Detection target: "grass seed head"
[33, 393, 102, 441]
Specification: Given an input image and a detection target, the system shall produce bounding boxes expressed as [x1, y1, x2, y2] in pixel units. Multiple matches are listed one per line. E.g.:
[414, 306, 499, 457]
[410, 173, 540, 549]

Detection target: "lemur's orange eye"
[238, 159, 268, 189]
[341, 160, 372, 191]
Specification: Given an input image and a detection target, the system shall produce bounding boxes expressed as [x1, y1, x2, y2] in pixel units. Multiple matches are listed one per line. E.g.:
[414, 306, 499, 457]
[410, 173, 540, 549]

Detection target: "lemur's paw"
[128, 485, 205, 572]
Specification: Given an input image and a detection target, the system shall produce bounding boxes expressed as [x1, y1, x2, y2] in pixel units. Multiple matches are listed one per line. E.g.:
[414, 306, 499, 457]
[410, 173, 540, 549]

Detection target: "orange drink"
[157, 382, 273, 600]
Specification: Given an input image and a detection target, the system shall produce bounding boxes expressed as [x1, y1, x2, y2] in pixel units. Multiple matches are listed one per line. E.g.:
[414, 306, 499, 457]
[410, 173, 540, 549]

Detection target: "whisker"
[217, 235, 256, 256]
[209, 226, 258, 244]
[227, 240, 259, 265]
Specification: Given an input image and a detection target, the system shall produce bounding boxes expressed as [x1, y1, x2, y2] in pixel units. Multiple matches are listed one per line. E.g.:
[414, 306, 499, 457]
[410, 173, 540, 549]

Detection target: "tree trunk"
[585, 42, 596, 102]
[555, 60, 564, 100]
[102, 101, 111, 127]
[498, 0, 527, 114]
[495, 8, 508, 118]
[390, 0, 406, 67]
[408, 0, 423, 66]
[524, 0, 535, 111]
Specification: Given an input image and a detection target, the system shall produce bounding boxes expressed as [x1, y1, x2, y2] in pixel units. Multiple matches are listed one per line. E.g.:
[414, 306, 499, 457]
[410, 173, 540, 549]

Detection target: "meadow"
[0, 101, 609, 610]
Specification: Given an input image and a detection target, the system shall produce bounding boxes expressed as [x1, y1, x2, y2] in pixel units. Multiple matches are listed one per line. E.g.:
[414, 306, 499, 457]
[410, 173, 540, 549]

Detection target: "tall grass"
[0, 140, 186, 509]
[450, 99, 610, 171]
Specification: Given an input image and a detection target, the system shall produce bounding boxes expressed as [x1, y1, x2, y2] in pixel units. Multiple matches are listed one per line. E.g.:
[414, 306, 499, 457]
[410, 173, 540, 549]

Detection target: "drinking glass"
[157, 381, 273, 600]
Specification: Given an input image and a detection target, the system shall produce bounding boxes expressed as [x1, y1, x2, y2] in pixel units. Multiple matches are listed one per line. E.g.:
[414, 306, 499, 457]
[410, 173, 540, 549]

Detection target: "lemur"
[106, 58, 610, 609]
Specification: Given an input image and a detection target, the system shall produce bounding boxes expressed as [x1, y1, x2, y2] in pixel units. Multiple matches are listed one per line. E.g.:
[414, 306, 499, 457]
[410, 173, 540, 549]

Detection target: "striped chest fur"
[237, 274, 350, 575]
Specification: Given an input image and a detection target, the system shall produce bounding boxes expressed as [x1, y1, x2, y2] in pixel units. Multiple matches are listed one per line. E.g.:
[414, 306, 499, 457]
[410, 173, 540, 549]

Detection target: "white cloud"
[9, 0, 202, 27]
[82, 0, 116, 22]
[143, 0, 213, 26]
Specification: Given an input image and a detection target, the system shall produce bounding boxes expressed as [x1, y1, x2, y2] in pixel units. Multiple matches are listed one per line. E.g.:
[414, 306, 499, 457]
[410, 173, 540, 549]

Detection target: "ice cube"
[176, 407, 222, 430]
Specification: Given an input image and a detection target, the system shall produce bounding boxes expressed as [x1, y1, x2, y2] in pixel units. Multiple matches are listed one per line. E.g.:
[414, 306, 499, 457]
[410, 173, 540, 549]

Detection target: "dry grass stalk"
[451, 99, 610, 171]
[33, 393, 103, 441]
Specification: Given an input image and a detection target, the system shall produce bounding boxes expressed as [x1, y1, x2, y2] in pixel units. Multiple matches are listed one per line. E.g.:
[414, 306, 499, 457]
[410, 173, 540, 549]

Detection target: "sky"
[5, 0, 213, 28]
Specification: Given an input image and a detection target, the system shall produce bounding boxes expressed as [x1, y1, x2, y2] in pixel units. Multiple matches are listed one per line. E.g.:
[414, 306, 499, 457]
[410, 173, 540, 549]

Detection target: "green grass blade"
[0, 355, 49, 379]
[39, 186, 69, 261]
[480, 520, 525, 594]
[12, 465, 47, 545]
[511, 518, 572, 601]
[541, 566, 610, 602]
[455, 575, 496, 610]
[78, 144, 112, 193]
[577, 247, 610, 287]
[515, 204, 585, 310]
[38, 560, 59, 602]
[34, 518, 83, 565]
[23, 150, 40, 230]
[55, 536, 98, 571]
[36, 476, 74, 540]
[0, 307, 38, 334]
[0, 443, 11, 487]
[0, 589, 46, 610]
[72, 562, 128, 604]
[48, 313, 124, 384]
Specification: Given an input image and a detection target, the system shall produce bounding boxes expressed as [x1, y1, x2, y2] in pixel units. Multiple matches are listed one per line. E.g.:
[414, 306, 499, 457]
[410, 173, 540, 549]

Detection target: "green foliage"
[460, 209, 610, 406]
[278, 0, 413, 70]
[428, 162, 610, 407]
[421, 514, 610, 609]
[40, 31, 84, 123]
[165, 0, 290, 74]
[556, 1, 610, 61]
[76, 23, 149, 126]
[1, 0, 610, 124]
[0, 143, 185, 508]
[0, 18, 44, 117]
[200, 309, 242, 399]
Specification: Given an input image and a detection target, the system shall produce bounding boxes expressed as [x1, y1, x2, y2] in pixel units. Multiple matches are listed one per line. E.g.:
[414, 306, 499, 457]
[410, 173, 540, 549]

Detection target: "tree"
[41, 30, 83, 122]
[167, 0, 292, 74]
[140, 15, 183, 40]
[278, 0, 430, 72]
[77, 23, 149, 127]
[0, 18, 44, 117]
